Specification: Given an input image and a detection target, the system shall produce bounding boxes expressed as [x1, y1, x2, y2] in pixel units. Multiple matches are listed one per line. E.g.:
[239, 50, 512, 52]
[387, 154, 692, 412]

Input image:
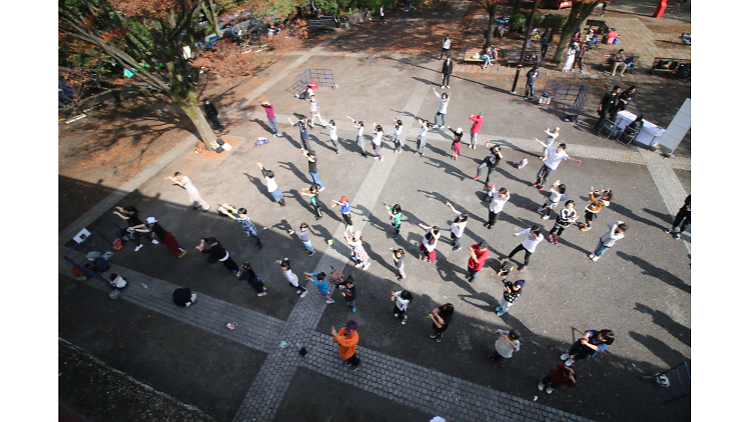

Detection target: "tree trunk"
[550, 0, 601, 63]
[483, 4, 498, 49]
[202, 0, 223, 39]
[170, 86, 216, 150]
[513, 0, 522, 15]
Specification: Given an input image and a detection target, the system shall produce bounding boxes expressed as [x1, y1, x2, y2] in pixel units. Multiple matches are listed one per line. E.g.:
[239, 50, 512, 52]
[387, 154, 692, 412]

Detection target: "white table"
[614, 110, 666, 146]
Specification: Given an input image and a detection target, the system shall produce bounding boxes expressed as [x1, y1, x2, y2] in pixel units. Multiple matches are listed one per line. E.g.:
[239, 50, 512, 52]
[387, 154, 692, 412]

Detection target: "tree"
[476, 0, 511, 49]
[59, 0, 303, 150]
[550, 0, 605, 63]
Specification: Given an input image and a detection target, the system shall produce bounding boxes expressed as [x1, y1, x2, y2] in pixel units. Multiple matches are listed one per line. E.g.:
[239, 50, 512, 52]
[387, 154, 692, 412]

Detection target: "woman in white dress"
[562, 42, 578, 72]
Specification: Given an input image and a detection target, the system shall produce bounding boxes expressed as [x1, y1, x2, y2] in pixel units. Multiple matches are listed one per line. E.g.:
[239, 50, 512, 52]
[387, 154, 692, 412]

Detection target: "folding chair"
[617, 127, 640, 145]
[598, 119, 620, 139]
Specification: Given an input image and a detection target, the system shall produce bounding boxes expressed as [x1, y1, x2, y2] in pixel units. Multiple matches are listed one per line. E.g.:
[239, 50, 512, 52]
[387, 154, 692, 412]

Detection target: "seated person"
[480, 48, 493, 69]
[606, 28, 618, 44]
[623, 115, 643, 137]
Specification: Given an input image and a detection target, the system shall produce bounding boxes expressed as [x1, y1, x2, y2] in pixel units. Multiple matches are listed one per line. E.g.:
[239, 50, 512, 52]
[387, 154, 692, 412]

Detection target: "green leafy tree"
[59, 0, 303, 149]
[550, 0, 605, 63]
[476, 0, 511, 49]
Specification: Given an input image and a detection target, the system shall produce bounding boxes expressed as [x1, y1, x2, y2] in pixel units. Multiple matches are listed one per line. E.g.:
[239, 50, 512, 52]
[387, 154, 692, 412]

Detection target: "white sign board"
[659, 98, 691, 153]
[73, 228, 91, 244]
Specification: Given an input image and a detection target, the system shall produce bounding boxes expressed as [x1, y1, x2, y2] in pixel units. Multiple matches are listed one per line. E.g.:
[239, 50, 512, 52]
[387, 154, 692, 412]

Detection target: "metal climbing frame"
[540, 82, 587, 125]
[291, 68, 337, 95]
[62, 219, 126, 292]
[639, 362, 691, 422]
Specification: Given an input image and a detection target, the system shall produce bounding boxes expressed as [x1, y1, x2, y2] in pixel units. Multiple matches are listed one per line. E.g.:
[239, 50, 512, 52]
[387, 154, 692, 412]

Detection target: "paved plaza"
[58, 2, 691, 421]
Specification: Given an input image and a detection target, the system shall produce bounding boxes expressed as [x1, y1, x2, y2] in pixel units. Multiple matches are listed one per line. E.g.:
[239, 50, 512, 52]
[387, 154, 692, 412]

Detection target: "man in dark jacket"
[595, 86, 620, 131]
[441, 57, 453, 89]
[203, 99, 224, 131]
[540, 28, 553, 58]
[525, 65, 540, 99]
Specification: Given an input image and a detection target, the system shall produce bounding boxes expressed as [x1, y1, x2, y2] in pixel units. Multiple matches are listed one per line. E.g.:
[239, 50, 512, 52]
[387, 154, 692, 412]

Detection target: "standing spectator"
[540, 28, 553, 58]
[301, 148, 325, 191]
[532, 142, 582, 191]
[495, 280, 524, 316]
[164, 172, 211, 211]
[415, 118, 431, 157]
[595, 85, 621, 131]
[474, 143, 503, 188]
[371, 123, 385, 161]
[132, 217, 188, 258]
[379, 5, 385, 23]
[256, 163, 286, 206]
[536, 126, 560, 160]
[237, 261, 267, 297]
[486, 186, 510, 230]
[345, 231, 371, 270]
[429, 303, 454, 343]
[276, 258, 307, 298]
[525, 65, 540, 100]
[390, 247, 407, 280]
[392, 117, 404, 153]
[580, 187, 613, 232]
[537, 180, 568, 220]
[300, 185, 323, 220]
[561, 42, 577, 72]
[575, 44, 587, 71]
[467, 241, 490, 282]
[432, 87, 451, 129]
[386, 204, 403, 239]
[173, 288, 197, 307]
[614, 85, 637, 117]
[347, 116, 368, 158]
[196, 237, 239, 273]
[589, 221, 627, 261]
[600, 1, 607, 16]
[260, 100, 279, 137]
[332, 195, 354, 232]
[218, 204, 264, 249]
[391, 290, 413, 325]
[331, 320, 360, 370]
[308, 95, 325, 127]
[611, 49, 626, 76]
[304, 271, 335, 303]
[446, 201, 468, 251]
[336, 275, 357, 312]
[113, 206, 145, 251]
[548, 200, 578, 244]
[325, 120, 341, 155]
[584, 28, 595, 50]
[287, 223, 316, 256]
[203, 99, 224, 131]
[446, 126, 463, 160]
[466, 112, 484, 149]
[439, 35, 451, 60]
[288, 116, 312, 151]
[538, 363, 577, 394]
[417, 224, 441, 263]
[440, 57, 453, 88]
[560, 329, 615, 366]
[500, 225, 544, 272]
[488, 329, 521, 366]
[665, 195, 690, 239]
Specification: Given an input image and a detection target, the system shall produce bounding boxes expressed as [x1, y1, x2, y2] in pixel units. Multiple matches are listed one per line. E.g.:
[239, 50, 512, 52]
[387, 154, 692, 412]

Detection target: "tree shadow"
[615, 251, 691, 294]
[633, 303, 691, 347]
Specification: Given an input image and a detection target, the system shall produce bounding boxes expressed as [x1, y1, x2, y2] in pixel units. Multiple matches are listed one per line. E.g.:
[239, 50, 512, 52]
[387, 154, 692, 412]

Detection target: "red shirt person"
[467, 112, 485, 148]
[467, 241, 490, 282]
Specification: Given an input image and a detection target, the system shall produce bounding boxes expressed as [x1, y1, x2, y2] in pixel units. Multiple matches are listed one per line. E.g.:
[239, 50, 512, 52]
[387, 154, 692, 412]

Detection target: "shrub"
[524, 11, 543, 26]
[539, 14, 567, 32]
[509, 13, 526, 33]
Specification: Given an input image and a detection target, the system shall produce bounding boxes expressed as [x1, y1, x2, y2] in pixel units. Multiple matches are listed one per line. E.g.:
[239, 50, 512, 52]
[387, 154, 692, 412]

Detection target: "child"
[415, 118, 430, 157]
[390, 247, 406, 280]
[371, 122, 384, 161]
[537, 127, 560, 161]
[580, 187, 612, 232]
[336, 275, 357, 312]
[488, 329, 521, 366]
[495, 279, 524, 316]
[331, 195, 353, 232]
[549, 200, 578, 244]
[300, 185, 323, 220]
[392, 117, 404, 153]
[446, 201, 468, 251]
[326, 120, 340, 154]
[276, 258, 307, 298]
[345, 231, 370, 270]
[385, 204, 402, 239]
[446, 126, 463, 160]
[391, 290, 413, 324]
[237, 262, 267, 297]
[501, 225, 544, 272]
[418, 224, 441, 263]
[218, 204, 264, 248]
[346, 116, 368, 158]
[537, 180, 568, 220]
[257, 163, 285, 206]
[304, 271, 335, 304]
[486, 186, 510, 230]
[538, 363, 577, 394]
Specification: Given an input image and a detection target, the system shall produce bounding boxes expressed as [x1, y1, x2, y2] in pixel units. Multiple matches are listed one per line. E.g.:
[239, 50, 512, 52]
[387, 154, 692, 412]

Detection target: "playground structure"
[290, 68, 337, 96]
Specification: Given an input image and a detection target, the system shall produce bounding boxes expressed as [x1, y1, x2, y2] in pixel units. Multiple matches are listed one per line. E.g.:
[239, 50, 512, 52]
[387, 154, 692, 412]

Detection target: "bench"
[463, 48, 485, 64]
[504, 49, 541, 67]
[601, 54, 639, 74]
[308, 15, 347, 30]
[650, 57, 690, 77]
